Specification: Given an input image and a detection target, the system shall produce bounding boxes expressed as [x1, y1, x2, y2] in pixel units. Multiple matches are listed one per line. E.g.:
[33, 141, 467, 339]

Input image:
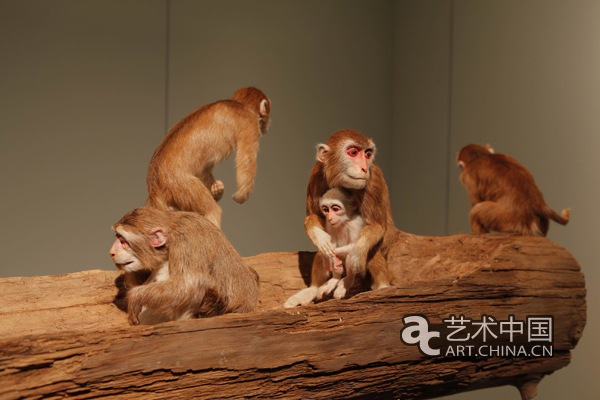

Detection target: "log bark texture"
[0, 231, 586, 399]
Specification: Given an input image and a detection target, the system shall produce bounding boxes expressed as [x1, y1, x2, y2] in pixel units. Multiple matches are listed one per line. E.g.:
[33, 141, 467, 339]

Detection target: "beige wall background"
[0, 0, 597, 398]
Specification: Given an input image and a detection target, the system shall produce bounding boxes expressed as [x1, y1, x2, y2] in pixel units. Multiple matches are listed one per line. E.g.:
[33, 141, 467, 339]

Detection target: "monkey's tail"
[542, 206, 570, 225]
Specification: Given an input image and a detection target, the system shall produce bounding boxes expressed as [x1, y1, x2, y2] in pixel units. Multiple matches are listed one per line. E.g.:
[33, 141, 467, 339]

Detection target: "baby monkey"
[284, 188, 366, 308]
[317, 188, 364, 299]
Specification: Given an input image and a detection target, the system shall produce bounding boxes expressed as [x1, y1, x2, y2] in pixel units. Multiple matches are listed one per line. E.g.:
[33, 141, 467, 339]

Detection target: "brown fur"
[457, 144, 570, 236]
[146, 87, 271, 228]
[112, 207, 259, 325]
[306, 130, 396, 293]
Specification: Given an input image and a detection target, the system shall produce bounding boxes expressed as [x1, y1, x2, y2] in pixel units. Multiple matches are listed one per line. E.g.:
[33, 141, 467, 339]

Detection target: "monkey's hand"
[333, 256, 344, 274]
[211, 180, 225, 202]
[232, 190, 250, 204]
[308, 228, 335, 259]
[127, 303, 142, 326]
[323, 255, 334, 272]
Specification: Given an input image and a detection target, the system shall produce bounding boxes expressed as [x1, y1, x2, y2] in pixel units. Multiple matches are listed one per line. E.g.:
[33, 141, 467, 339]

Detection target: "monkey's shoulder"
[166, 211, 226, 238]
[307, 162, 328, 196]
[470, 154, 533, 181]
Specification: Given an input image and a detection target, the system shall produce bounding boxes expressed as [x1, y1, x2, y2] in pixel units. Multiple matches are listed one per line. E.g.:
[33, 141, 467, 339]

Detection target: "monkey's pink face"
[321, 201, 347, 227]
[341, 144, 374, 189]
[109, 228, 142, 273]
[317, 139, 376, 190]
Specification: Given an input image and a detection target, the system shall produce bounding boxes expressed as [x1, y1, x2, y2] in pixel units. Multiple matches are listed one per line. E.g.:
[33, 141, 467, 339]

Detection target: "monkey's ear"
[149, 228, 167, 248]
[316, 144, 330, 162]
[458, 160, 465, 170]
[485, 144, 494, 154]
[259, 99, 269, 117]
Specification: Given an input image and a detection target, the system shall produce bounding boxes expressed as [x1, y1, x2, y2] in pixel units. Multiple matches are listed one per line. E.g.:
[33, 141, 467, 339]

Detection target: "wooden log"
[0, 231, 586, 399]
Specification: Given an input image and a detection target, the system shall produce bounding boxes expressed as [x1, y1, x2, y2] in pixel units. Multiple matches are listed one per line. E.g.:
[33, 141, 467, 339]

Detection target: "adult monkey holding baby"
[284, 129, 397, 308]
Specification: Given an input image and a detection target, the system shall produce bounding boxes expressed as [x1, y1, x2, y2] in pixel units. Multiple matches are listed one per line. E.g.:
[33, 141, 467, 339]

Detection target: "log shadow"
[112, 274, 128, 312]
[297, 251, 316, 286]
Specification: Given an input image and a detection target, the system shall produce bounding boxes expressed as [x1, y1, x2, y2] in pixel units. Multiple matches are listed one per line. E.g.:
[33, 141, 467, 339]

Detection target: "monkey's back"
[147, 101, 257, 184]
[468, 154, 548, 214]
[168, 212, 260, 316]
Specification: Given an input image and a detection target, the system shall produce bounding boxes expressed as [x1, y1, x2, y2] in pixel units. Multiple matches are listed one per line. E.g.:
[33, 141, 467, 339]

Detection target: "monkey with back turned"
[457, 144, 569, 236]
[146, 87, 271, 228]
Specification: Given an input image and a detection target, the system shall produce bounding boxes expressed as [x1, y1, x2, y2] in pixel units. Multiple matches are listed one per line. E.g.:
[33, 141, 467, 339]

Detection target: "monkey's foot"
[211, 180, 225, 201]
[316, 278, 340, 300]
[371, 282, 390, 291]
[333, 276, 354, 299]
[283, 287, 318, 308]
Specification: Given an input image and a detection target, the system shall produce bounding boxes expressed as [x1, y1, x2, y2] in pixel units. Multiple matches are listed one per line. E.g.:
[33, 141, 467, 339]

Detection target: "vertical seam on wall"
[444, 0, 455, 235]
[164, 0, 171, 134]
[386, 2, 396, 180]
[390, 0, 397, 189]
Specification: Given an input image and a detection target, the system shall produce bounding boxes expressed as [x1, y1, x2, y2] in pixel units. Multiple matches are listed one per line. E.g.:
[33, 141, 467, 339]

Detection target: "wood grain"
[0, 232, 586, 399]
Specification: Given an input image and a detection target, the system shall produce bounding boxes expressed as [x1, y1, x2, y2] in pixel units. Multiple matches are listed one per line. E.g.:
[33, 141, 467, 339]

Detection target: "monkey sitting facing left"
[109, 207, 259, 325]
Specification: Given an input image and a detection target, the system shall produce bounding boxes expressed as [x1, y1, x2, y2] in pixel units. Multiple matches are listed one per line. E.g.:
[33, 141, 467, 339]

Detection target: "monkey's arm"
[304, 214, 336, 259]
[232, 133, 259, 204]
[334, 243, 354, 258]
[127, 279, 202, 325]
[461, 171, 481, 207]
[346, 223, 385, 274]
[123, 271, 150, 290]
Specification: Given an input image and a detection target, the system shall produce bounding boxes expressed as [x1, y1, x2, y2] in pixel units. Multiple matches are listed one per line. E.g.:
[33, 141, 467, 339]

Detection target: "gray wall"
[166, 0, 394, 258]
[0, 0, 167, 275]
[395, 1, 600, 399]
[0, 1, 597, 398]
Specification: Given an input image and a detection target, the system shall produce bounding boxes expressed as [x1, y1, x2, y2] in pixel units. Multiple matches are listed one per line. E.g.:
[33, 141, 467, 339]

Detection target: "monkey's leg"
[333, 270, 355, 300]
[171, 176, 223, 228]
[316, 269, 342, 300]
[211, 180, 225, 201]
[367, 251, 392, 290]
[127, 280, 203, 325]
[471, 201, 536, 235]
[232, 130, 259, 204]
[283, 252, 329, 308]
[469, 201, 499, 234]
[203, 172, 225, 202]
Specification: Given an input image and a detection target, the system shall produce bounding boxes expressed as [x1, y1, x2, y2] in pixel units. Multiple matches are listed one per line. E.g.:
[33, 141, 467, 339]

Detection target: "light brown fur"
[110, 207, 259, 325]
[284, 130, 395, 308]
[457, 144, 570, 236]
[146, 87, 271, 228]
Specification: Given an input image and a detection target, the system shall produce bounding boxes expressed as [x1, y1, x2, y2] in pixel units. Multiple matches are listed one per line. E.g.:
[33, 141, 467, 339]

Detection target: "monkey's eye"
[346, 147, 360, 157]
[331, 205, 341, 212]
[365, 150, 373, 159]
[322, 206, 329, 213]
[117, 236, 130, 249]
